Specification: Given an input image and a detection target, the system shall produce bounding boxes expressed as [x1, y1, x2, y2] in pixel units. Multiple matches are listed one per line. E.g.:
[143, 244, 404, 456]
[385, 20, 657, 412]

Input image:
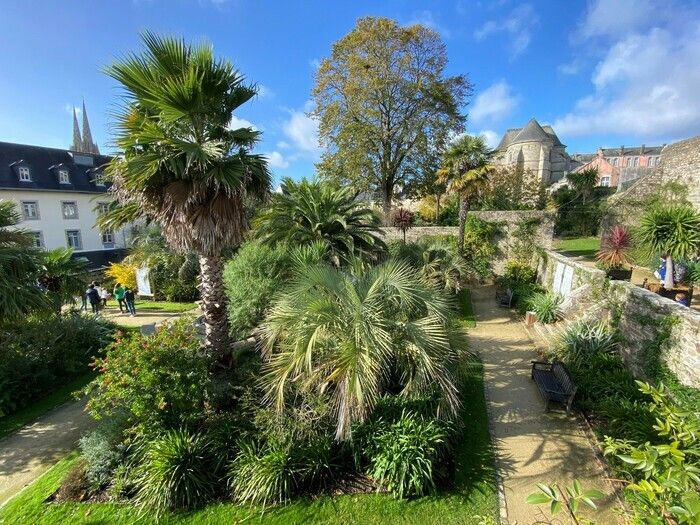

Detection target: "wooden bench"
[530, 359, 577, 414]
[496, 288, 514, 308]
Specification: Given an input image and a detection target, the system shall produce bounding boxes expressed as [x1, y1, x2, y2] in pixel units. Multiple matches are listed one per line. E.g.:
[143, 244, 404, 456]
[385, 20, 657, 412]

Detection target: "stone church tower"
[494, 118, 570, 184]
[70, 101, 100, 155]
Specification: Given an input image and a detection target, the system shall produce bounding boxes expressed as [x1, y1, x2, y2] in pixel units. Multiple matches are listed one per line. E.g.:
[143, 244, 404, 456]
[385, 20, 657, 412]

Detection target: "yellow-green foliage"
[105, 262, 138, 290]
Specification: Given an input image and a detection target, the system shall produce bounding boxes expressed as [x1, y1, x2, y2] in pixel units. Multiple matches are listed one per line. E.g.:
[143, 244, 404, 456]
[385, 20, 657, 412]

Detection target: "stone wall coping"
[544, 250, 606, 276]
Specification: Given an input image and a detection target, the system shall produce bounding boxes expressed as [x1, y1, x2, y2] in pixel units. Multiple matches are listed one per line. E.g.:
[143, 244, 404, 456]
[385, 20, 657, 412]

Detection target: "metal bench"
[530, 359, 577, 414]
[496, 288, 515, 308]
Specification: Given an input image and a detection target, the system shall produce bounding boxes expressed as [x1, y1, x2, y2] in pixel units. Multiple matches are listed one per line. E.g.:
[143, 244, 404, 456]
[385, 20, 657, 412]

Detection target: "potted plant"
[596, 225, 633, 280]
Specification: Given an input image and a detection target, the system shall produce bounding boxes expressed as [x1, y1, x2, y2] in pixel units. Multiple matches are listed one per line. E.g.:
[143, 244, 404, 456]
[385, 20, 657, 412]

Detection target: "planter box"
[606, 268, 633, 281]
[657, 286, 694, 306]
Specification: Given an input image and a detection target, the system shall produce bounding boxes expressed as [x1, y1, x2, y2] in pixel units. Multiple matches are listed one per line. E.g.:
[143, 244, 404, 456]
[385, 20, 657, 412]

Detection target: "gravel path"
[470, 285, 622, 524]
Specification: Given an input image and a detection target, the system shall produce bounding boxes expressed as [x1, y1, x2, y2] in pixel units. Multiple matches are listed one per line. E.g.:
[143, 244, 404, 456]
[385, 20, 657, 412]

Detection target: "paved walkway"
[0, 399, 92, 507]
[470, 286, 622, 524]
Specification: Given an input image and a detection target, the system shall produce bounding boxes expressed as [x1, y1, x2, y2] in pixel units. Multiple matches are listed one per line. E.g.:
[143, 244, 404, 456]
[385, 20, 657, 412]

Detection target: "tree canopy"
[312, 17, 470, 219]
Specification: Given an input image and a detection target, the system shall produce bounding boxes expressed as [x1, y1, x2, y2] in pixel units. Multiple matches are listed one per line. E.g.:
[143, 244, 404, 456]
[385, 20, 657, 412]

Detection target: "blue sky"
[1, 0, 699, 184]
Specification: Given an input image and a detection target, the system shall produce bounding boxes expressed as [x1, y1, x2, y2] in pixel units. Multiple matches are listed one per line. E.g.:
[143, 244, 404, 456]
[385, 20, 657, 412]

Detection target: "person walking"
[113, 283, 126, 313]
[100, 286, 110, 308]
[86, 284, 100, 314]
[124, 287, 136, 316]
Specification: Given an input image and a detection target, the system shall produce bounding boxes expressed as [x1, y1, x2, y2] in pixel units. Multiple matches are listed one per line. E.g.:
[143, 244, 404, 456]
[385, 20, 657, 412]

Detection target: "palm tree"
[259, 260, 462, 440]
[437, 135, 494, 254]
[37, 248, 90, 314]
[638, 205, 700, 289]
[0, 200, 46, 321]
[254, 178, 386, 264]
[99, 33, 271, 356]
[566, 167, 599, 205]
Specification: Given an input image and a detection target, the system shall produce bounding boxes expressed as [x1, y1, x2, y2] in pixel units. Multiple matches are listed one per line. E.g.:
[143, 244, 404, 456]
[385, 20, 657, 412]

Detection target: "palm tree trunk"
[435, 193, 441, 223]
[458, 195, 468, 255]
[198, 255, 231, 357]
[664, 255, 675, 289]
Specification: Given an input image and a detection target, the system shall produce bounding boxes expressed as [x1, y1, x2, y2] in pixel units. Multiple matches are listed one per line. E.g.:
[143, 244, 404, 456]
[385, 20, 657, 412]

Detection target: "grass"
[457, 289, 477, 328]
[0, 291, 496, 525]
[105, 299, 197, 313]
[0, 371, 96, 440]
[554, 236, 600, 259]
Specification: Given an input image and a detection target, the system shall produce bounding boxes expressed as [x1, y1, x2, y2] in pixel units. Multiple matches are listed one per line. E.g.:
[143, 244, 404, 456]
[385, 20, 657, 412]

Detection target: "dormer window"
[58, 169, 70, 184]
[18, 166, 31, 182]
[94, 172, 105, 186]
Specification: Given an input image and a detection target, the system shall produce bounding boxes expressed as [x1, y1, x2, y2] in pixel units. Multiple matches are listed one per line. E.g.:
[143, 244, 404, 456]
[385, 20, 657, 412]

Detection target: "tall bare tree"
[312, 17, 470, 223]
[100, 33, 271, 356]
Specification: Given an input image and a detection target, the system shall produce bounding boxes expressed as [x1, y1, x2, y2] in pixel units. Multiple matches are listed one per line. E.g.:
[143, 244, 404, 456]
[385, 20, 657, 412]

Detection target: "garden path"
[0, 310, 187, 508]
[470, 285, 623, 525]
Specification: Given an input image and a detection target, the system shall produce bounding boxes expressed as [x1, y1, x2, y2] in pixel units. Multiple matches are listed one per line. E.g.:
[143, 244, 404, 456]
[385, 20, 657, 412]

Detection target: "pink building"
[570, 145, 663, 187]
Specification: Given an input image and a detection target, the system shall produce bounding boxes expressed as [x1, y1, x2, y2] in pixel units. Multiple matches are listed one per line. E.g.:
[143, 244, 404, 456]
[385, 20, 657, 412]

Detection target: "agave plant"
[259, 260, 462, 440]
[596, 225, 633, 269]
[637, 205, 700, 289]
[392, 207, 415, 244]
[526, 292, 562, 324]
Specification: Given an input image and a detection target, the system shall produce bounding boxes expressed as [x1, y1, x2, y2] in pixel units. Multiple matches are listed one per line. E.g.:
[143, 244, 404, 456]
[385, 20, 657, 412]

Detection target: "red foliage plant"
[596, 225, 632, 269]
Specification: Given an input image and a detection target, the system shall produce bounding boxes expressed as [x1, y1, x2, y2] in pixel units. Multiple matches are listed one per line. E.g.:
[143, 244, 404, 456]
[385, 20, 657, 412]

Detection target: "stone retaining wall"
[538, 250, 700, 388]
[381, 210, 554, 274]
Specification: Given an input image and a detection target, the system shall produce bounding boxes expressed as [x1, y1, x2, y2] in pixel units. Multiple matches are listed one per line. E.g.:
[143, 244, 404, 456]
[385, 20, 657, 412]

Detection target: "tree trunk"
[664, 255, 675, 289]
[435, 193, 441, 223]
[458, 195, 468, 255]
[381, 180, 393, 226]
[198, 255, 231, 357]
[402, 228, 406, 244]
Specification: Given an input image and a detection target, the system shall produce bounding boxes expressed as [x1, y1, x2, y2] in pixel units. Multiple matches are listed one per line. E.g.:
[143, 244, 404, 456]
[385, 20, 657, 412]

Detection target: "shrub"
[368, 410, 447, 499]
[526, 292, 562, 324]
[134, 428, 221, 513]
[224, 241, 291, 340]
[149, 253, 200, 302]
[503, 259, 536, 285]
[463, 216, 501, 279]
[0, 314, 114, 417]
[105, 261, 138, 290]
[555, 321, 618, 363]
[86, 319, 210, 432]
[596, 225, 633, 269]
[79, 418, 125, 490]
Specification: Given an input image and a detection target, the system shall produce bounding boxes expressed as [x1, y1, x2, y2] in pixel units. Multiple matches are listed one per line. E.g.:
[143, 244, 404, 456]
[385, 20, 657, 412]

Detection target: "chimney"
[620, 145, 625, 156]
[641, 144, 646, 155]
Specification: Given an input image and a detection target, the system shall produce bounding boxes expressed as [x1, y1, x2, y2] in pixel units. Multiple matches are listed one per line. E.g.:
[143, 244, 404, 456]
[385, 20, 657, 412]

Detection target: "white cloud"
[265, 151, 289, 169]
[474, 4, 538, 58]
[558, 59, 581, 76]
[282, 106, 321, 156]
[554, 4, 700, 141]
[276, 140, 290, 150]
[405, 10, 451, 38]
[64, 104, 81, 115]
[470, 80, 519, 125]
[578, 0, 656, 39]
[478, 130, 500, 149]
[256, 84, 273, 99]
[228, 115, 258, 131]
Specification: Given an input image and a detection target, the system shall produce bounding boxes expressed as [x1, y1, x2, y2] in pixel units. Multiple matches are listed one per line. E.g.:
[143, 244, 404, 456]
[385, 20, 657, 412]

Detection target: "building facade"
[0, 108, 127, 268]
[494, 118, 572, 185]
[570, 145, 663, 189]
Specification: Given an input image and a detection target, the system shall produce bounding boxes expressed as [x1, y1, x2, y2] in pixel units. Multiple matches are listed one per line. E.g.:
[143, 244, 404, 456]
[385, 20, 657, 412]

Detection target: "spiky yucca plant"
[392, 207, 415, 244]
[596, 225, 633, 269]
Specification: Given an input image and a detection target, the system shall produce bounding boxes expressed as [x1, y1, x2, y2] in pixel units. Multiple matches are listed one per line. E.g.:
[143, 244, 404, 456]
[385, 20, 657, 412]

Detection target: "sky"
[1, 0, 699, 184]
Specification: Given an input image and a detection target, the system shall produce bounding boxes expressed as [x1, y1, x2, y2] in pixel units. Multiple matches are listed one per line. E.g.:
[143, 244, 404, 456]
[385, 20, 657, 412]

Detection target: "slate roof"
[0, 141, 112, 193]
[496, 119, 565, 150]
[571, 146, 664, 159]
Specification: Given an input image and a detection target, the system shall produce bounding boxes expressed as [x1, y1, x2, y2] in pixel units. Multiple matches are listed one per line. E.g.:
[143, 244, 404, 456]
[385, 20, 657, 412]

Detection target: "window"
[101, 230, 115, 246]
[62, 201, 79, 219]
[18, 166, 31, 182]
[96, 202, 110, 215]
[58, 169, 70, 184]
[612, 158, 618, 167]
[94, 172, 105, 186]
[600, 176, 611, 187]
[66, 230, 82, 250]
[632, 156, 639, 167]
[21, 200, 39, 220]
[30, 231, 44, 248]
[72, 153, 94, 166]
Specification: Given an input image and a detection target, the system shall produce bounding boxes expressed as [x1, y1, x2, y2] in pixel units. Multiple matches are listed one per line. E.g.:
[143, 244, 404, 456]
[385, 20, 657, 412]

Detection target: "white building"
[0, 140, 127, 269]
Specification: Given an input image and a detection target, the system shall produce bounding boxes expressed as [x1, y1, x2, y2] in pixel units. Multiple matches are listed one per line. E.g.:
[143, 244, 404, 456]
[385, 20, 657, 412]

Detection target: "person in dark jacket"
[124, 287, 136, 316]
[86, 284, 100, 313]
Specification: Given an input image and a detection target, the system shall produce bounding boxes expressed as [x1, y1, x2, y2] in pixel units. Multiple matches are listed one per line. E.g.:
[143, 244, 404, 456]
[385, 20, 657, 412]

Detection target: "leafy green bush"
[503, 259, 536, 284]
[387, 238, 470, 292]
[86, 319, 210, 432]
[463, 216, 501, 279]
[368, 410, 447, 499]
[149, 253, 200, 302]
[526, 292, 562, 324]
[555, 321, 618, 363]
[0, 313, 114, 417]
[134, 428, 222, 513]
[223, 241, 291, 340]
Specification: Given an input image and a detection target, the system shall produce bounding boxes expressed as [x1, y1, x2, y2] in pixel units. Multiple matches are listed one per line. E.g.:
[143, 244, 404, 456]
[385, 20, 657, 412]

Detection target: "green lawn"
[553, 236, 600, 258]
[105, 299, 197, 313]
[0, 295, 496, 525]
[0, 371, 96, 440]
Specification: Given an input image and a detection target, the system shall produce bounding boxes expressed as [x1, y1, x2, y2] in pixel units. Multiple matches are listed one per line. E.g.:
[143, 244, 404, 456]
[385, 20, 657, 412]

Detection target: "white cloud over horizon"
[405, 10, 452, 38]
[470, 80, 519, 126]
[554, 1, 700, 141]
[265, 150, 290, 169]
[282, 104, 321, 157]
[474, 4, 538, 59]
[478, 129, 500, 149]
[228, 114, 258, 131]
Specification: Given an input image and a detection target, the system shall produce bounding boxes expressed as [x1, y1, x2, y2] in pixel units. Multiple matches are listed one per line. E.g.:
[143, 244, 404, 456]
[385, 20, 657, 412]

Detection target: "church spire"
[71, 107, 82, 151]
[81, 100, 100, 154]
